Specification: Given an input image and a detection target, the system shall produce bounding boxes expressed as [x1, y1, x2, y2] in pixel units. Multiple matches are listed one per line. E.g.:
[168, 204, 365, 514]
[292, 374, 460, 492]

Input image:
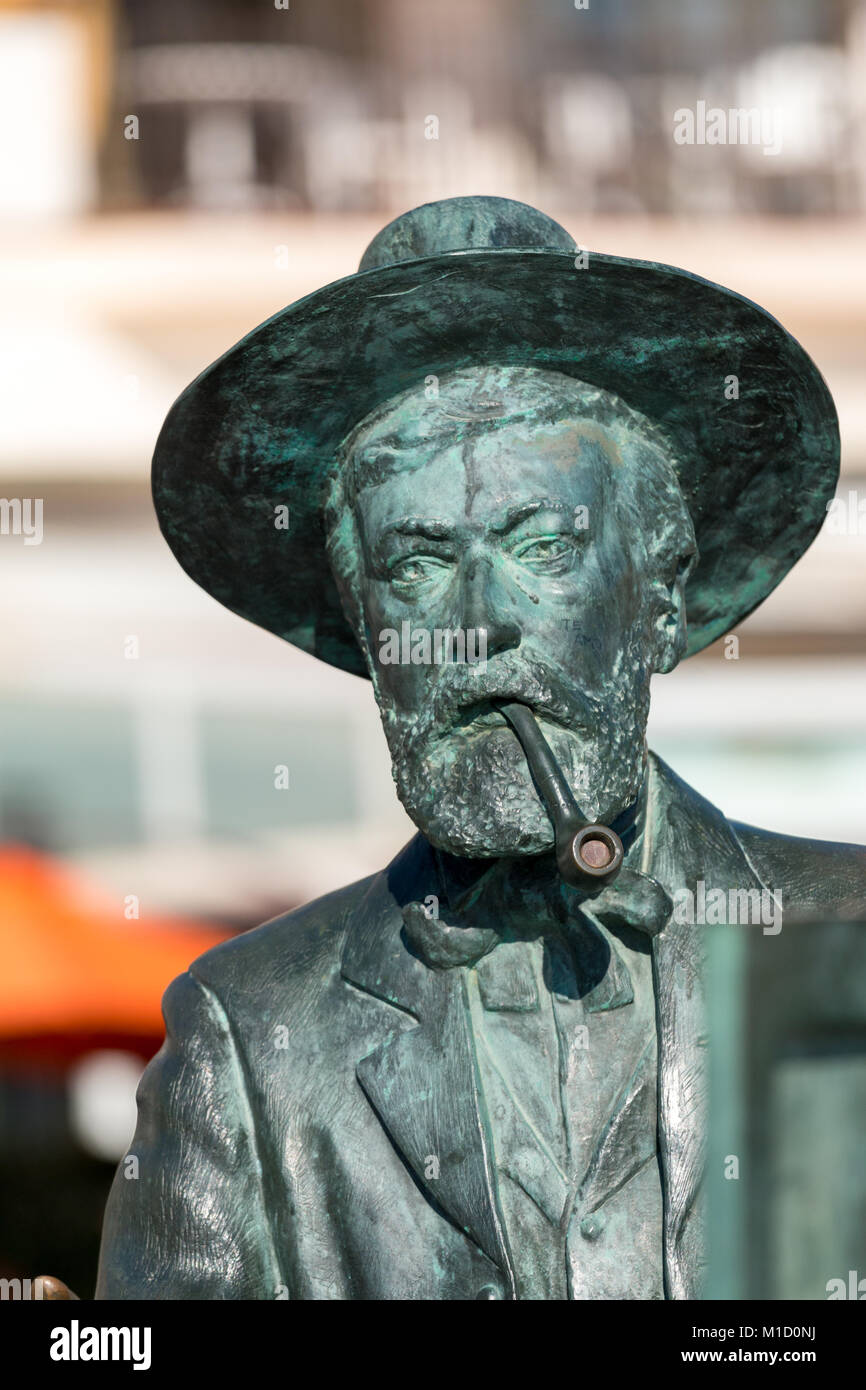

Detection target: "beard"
[377, 642, 652, 858]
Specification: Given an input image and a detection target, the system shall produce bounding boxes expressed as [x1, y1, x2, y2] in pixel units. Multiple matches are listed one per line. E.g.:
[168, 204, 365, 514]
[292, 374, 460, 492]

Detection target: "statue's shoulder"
[160, 835, 429, 1042]
[729, 818, 866, 914]
[650, 752, 866, 915]
[184, 869, 381, 1004]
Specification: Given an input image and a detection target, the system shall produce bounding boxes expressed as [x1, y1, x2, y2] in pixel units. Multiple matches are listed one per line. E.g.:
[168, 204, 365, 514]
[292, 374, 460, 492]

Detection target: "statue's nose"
[458, 556, 521, 659]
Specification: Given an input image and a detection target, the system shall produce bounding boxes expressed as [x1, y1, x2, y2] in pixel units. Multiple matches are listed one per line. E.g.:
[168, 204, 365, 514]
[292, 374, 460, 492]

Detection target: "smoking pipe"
[496, 700, 625, 888]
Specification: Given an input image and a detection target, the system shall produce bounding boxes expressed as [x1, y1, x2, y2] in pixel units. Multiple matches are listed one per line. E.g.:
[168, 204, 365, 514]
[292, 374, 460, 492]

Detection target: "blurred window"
[201, 712, 358, 839]
[0, 699, 139, 852]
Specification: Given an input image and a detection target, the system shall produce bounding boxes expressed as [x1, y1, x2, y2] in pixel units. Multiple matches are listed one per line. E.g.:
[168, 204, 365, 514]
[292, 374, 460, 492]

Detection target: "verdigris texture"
[97, 196, 865, 1301]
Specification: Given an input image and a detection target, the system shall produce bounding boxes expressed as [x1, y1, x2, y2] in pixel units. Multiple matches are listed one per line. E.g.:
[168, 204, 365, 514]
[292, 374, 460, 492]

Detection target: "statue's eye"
[512, 535, 575, 569]
[389, 555, 448, 588]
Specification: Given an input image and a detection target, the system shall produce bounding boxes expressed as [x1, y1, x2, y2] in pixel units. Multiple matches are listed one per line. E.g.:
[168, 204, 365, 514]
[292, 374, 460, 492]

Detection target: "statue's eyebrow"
[378, 517, 456, 543]
[490, 499, 569, 534]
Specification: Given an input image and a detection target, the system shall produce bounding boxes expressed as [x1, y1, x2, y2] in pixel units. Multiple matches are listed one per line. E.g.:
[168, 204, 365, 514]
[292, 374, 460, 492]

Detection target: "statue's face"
[339, 375, 689, 857]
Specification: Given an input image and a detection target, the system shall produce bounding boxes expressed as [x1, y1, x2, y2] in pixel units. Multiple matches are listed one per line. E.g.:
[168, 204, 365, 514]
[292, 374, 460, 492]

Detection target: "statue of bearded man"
[96, 197, 866, 1302]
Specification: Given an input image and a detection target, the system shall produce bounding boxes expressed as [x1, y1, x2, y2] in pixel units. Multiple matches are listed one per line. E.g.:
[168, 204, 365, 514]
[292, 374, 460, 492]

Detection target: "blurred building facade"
[6, 1, 866, 220]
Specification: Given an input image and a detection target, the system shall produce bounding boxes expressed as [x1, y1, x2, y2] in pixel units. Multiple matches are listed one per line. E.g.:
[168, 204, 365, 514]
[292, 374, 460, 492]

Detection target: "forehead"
[351, 418, 620, 527]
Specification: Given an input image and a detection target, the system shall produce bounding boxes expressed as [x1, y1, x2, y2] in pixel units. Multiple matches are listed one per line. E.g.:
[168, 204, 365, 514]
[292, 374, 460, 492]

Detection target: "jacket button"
[579, 1213, 606, 1241]
[475, 1284, 502, 1299]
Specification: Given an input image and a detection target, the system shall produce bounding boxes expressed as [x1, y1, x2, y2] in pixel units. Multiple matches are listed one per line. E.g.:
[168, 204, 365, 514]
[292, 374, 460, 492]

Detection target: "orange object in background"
[0, 845, 232, 1065]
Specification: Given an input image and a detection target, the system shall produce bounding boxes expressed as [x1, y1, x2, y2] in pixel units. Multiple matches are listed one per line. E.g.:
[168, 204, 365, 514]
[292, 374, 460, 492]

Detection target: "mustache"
[385, 653, 604, 747]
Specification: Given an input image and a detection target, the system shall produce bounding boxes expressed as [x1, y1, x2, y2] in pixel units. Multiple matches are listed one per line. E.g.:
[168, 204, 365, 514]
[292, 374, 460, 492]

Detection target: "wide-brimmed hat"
[152, 195, 839, 676]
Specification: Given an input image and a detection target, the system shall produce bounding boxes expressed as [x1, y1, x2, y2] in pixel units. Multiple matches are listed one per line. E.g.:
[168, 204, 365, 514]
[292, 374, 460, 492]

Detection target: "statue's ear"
[653, 551, 694, 674]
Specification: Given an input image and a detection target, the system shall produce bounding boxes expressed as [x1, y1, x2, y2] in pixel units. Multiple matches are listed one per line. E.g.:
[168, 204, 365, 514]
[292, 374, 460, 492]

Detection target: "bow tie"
[401, 853, 673, 973]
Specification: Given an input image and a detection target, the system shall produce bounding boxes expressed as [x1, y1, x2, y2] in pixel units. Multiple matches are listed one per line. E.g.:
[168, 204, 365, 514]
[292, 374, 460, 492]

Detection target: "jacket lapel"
[340, 837, 515, 1292]
[645, 753, 772, 1300]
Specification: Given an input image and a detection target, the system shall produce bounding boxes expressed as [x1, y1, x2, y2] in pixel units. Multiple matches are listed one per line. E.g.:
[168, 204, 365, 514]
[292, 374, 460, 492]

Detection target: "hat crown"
[358, 195, 576, 271]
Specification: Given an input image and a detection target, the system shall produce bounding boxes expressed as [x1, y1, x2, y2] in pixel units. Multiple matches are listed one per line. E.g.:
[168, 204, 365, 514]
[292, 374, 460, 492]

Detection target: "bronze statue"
[96, 197, 866, 1300]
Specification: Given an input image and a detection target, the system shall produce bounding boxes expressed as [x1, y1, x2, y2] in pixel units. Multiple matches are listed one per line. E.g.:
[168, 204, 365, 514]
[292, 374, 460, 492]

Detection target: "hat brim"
[152, 248, 839, 676]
